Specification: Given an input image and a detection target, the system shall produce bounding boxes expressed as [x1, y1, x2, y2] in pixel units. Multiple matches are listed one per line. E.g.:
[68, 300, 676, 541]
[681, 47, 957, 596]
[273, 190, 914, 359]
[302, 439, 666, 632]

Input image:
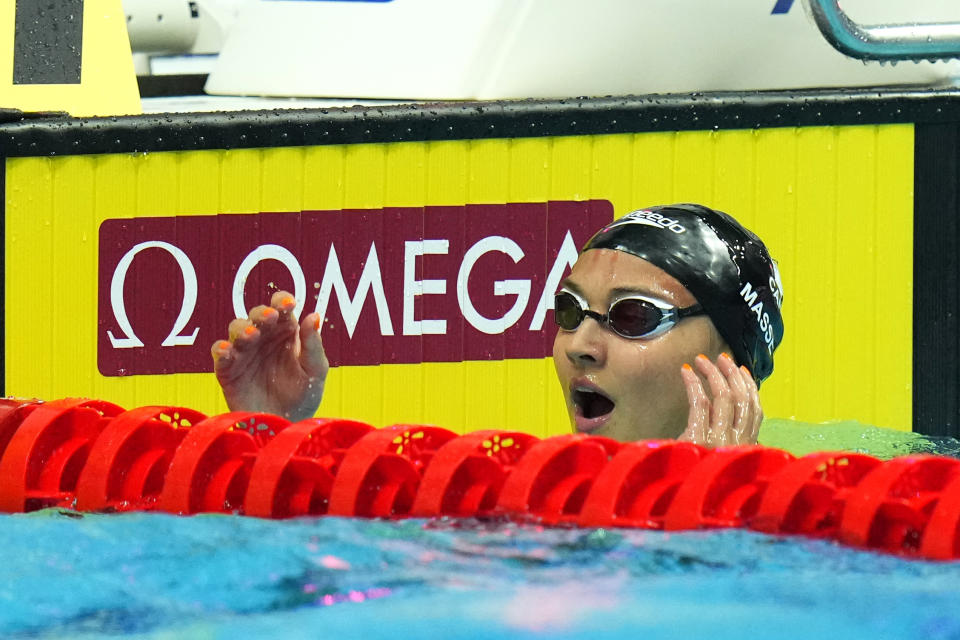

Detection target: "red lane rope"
[1, 398, 959, 560]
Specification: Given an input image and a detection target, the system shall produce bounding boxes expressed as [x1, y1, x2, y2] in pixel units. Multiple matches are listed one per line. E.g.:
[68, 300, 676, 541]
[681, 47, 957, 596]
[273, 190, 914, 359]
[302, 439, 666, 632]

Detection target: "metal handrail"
[806, 0, 960, 61]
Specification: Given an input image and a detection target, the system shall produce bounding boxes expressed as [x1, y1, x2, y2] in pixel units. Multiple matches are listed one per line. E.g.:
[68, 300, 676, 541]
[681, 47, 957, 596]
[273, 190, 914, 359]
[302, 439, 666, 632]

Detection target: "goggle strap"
[676, 303, 705, 319]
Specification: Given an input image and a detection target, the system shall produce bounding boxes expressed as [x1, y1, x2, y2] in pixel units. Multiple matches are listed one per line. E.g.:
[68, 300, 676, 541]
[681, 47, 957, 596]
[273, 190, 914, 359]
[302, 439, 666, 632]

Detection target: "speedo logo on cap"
[613, 210, 686, 234]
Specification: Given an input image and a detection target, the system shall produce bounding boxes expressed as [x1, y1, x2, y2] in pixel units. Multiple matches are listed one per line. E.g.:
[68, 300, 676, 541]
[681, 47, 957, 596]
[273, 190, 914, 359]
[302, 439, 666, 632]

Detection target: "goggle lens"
[553, 291, 585, 331]
[553, 291, 667, 338]
[608, 297, 662, 337]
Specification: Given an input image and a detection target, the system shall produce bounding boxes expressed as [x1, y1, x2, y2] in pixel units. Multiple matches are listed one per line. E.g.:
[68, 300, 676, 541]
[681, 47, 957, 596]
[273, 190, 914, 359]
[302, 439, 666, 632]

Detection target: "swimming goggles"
[553, 289, 705, 339]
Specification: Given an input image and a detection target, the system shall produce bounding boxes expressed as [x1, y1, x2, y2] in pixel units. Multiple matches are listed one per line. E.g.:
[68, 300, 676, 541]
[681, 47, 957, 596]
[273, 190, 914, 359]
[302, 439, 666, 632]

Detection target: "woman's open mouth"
[571, 383, 615, 433]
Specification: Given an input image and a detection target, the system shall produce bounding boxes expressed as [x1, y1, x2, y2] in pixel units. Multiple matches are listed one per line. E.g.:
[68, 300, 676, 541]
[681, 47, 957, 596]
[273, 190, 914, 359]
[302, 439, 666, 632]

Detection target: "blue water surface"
[4, 512, 960, 640]
[3, 421, 960, 640]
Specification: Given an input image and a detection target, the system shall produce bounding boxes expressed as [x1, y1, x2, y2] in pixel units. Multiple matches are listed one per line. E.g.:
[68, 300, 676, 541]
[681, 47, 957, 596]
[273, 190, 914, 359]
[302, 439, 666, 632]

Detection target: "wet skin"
[213, 250, 763, 446]
[552, 249, 763, 445]
[211, 290, 329, 422]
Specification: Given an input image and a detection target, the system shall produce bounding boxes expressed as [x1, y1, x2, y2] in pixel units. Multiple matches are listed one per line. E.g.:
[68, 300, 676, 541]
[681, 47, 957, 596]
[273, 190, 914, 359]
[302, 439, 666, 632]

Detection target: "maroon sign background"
[97, 200, 613, 376]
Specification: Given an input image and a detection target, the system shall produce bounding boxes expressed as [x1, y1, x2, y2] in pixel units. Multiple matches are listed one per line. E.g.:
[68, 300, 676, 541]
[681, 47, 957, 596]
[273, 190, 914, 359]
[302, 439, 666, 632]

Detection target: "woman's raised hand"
[677, 352, 763, 447]
[211, 291, 329, 423]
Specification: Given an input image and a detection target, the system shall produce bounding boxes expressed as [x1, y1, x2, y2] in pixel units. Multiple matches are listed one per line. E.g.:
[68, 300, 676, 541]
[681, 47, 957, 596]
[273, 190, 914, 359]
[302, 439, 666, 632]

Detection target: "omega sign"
[97, 200, 613, 376]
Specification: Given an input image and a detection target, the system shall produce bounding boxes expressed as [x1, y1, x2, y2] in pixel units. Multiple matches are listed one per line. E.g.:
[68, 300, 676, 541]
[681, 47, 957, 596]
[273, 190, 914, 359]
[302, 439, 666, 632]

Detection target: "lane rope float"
[1, 397, 959, 560]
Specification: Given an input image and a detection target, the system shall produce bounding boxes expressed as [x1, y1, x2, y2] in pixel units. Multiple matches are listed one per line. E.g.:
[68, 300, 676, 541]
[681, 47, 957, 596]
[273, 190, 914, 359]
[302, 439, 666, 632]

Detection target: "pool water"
[758, 418, 960, 458]
[3, 420, 960, 640]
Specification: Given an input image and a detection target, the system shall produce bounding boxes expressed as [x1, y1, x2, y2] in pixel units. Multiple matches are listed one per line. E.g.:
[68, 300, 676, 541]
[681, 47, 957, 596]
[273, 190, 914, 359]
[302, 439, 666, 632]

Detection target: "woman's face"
[552, 249, 728, 441]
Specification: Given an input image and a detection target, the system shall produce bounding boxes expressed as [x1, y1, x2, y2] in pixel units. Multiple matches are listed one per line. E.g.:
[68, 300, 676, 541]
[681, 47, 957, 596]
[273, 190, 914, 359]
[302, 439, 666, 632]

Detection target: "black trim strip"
[1, 159, 5, 397]
[2, 88, 960, 157]
[914, 123, 960, 437]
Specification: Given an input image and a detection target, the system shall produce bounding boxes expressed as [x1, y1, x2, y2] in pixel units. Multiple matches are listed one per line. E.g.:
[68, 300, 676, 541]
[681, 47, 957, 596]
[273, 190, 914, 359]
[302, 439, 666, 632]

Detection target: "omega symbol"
[107, 241, 200, 349]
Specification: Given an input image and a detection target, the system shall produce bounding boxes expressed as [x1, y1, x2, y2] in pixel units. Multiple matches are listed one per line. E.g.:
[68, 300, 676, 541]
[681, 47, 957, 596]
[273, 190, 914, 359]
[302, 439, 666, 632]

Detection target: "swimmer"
[212, 204, 784, 447]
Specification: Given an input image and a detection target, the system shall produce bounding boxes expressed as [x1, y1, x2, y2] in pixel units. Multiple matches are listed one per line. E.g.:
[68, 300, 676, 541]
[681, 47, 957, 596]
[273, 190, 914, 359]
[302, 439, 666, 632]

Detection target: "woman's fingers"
[681, 354, 762, 447]
[227, 317, 258, 348]
[741, 365, 763, 443]
[694, 353, 733, 446]
[252, 293, 299, 346]
[270, 290, 298, 317]
[211, 291, 330, 422]
[299, 312, 330, 380]
[210, 339, 234, 370]
[716, 353, 752, 444]
[224, 292, 298, 352]
[248, 304, 279, 331]
[679, 363, 709, 444]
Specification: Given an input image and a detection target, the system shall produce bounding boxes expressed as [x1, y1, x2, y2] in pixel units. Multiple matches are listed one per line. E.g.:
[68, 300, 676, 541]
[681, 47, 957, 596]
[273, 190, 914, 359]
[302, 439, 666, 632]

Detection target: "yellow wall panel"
[95, 154, 140, 220]
[136, 153, 180, 217]
[425, 140, 468, 207]
[508, 137, 551, 203]
[5, 125, 915, 435]
[467, 138, 510, 203]
[418, 362, 461, 431]
[631, 132, 675, 206]
[835, 127, 878, 422]
[6, 157, 53, 397]
[874, 126, 914, 429]
[344, 143, 387, 209]
[178, 152, 223, 214]
[672, 130, 717, 205]
[385, 142, 427, 207]
[302, 146, 346, 210]
[220, 149, 263, 214]
[754, 127, 801, 419]
[712, 130, 757, 230]
[51, 156, 97, 400]
[590, 134, 633, 215]
[262, 147, 307, 213]
[788, 127, 838, 420]
[550, 136, 593, 201]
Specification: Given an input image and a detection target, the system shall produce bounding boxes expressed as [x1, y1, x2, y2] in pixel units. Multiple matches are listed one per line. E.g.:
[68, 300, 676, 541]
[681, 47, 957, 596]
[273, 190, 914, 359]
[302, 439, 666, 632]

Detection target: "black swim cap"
[581, 204, 784, 383]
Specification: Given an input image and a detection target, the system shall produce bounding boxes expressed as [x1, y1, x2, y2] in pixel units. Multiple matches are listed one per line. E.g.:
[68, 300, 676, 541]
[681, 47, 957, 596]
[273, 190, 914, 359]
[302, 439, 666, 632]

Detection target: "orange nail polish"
[314, 316, 321, 331]
[282, 296, 295, 308]
[721, 352, 731, 360]
[263, 307, 278, 317]
[682, 363, 693, 371]
[244, 326, 257, 336]
[697, 353, 707, 361]
[218, 340, 231, 350]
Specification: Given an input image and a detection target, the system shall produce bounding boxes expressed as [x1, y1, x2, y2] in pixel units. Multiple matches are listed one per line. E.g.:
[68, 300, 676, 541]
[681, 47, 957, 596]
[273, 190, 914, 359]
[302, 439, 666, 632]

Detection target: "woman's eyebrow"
[559, 280, 669, 302]
[608, 286, 657, 297]
[558, 278, 582, 294]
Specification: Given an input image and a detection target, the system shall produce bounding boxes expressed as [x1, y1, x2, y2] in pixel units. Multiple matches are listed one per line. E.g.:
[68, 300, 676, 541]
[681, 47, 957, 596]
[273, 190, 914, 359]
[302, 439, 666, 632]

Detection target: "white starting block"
[205, 0, 960, 100]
